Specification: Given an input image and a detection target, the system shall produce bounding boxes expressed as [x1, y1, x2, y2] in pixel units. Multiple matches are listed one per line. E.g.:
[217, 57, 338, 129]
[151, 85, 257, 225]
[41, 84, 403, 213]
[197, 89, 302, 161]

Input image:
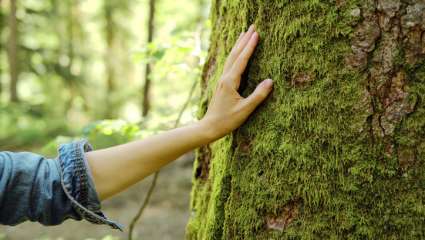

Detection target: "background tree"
[101, 0, 132, 119]
[61, 0, 86, 111]
[103, 0, 117, 118]
[0, 0, 4, 99]
[141, 0, 156, 117]
[128, 0, 209, 239]
[7, 0, 18, 102]
[187, 1, 425, 239]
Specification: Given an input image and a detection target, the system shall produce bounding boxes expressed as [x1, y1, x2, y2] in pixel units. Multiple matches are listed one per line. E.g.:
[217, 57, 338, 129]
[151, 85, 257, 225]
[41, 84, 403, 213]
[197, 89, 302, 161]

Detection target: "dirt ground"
[0, 153, 195, 240]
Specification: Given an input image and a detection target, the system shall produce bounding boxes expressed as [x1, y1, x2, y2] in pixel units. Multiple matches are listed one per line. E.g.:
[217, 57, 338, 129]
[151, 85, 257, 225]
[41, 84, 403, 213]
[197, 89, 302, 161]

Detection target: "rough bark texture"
[187, 0, 425, 239]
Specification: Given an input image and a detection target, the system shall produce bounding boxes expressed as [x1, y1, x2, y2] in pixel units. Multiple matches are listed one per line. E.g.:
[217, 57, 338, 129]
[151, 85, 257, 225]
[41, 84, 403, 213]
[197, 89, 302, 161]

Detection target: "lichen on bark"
[187, 0, 425, 239]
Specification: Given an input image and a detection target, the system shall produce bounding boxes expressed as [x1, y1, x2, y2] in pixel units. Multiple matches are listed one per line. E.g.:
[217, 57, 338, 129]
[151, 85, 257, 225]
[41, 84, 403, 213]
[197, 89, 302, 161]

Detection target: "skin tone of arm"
[86, 25, 274, 200]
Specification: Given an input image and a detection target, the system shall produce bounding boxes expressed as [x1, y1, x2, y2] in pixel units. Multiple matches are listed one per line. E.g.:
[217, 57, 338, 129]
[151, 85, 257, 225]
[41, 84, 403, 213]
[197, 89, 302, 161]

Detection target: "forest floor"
[0, 152, 195, 240]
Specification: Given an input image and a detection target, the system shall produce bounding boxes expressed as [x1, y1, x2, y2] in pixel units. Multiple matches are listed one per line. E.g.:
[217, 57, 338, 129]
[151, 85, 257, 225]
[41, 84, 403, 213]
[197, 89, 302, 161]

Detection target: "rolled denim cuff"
[57, 139, 123, 231]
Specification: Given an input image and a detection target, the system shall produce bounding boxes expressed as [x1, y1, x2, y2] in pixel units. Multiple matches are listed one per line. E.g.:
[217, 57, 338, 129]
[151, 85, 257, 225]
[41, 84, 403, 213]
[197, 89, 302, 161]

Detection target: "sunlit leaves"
[82, 119, 140, 149]
[1, 0, 211, 150]
[133, 42, 167, 64]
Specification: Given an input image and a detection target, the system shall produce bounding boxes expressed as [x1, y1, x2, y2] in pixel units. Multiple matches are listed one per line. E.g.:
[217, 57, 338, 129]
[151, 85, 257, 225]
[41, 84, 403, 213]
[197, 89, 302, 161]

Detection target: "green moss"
[187, 0, 425, 239]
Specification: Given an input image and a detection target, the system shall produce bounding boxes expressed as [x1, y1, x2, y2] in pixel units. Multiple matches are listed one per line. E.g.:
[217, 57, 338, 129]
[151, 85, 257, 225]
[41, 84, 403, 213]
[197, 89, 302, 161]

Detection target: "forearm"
[86, 25, 272, 201]
[86, 121, 214, 200]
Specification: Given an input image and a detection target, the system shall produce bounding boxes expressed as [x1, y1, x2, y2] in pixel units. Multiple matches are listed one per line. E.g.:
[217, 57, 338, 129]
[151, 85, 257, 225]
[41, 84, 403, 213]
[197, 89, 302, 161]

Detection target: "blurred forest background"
[0, 0, 210, 239]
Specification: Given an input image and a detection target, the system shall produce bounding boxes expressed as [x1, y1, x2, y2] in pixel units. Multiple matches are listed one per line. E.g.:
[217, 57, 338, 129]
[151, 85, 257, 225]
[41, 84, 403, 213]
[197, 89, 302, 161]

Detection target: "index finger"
[230, 31, 259, 78]
[223, 25, 255, 73]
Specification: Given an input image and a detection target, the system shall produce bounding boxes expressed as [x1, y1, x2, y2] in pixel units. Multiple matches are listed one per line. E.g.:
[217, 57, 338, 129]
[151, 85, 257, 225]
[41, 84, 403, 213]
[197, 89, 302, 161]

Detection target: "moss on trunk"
[187, 0, 425, 239]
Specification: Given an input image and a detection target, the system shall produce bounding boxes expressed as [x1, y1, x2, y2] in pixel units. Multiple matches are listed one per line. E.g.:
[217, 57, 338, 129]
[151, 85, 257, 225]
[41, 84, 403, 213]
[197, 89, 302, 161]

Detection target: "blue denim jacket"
[0, 140, 122, 231]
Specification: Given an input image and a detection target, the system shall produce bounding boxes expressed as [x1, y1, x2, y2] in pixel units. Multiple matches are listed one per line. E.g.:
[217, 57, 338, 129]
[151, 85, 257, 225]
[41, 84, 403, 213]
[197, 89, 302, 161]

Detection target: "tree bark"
[187, 1, 425, 239]
[7, 0, 18, 102]
[141, 0, 156, 117]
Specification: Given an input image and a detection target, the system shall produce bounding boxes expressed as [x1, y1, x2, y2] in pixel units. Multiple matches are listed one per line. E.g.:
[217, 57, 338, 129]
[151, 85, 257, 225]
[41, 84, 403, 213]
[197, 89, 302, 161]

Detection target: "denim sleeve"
[0, 140, 122, 231]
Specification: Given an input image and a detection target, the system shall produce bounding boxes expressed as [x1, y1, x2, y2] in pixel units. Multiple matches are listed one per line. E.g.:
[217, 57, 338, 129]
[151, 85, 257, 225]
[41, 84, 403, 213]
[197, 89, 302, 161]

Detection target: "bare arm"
[86, 25, 273, 200]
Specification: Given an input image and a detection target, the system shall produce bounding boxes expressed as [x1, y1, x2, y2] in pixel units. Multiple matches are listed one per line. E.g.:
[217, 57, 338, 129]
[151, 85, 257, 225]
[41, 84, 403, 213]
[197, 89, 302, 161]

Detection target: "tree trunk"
[0, 0, 4, 99]
[187, 1, 425, 239]
[104, 1, 116, 118]
[7, 0, 18, 102]
[65, 0, 76, 111]
[141, 0, 156, 117]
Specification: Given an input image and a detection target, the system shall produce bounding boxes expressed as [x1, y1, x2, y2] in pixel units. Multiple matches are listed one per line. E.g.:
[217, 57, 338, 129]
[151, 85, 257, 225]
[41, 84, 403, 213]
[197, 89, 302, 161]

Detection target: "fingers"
[223, 25, 255, 73]
[230, 31, 259, 77]
[242, 79, 273, 113]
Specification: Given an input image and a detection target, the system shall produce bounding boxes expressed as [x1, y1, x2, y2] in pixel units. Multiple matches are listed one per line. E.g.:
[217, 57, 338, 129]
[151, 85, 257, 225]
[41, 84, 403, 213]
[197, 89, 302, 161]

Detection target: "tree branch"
[128, 79, 198, 240]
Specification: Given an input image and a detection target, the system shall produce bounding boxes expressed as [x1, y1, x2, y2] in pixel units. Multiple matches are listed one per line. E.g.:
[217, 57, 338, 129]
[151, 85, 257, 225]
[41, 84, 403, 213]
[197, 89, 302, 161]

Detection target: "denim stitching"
[57, 140, 123, 231]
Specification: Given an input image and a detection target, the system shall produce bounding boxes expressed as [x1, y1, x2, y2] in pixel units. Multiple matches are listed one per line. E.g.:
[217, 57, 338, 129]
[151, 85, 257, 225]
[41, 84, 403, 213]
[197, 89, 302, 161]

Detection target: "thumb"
[242, 79, 273, 112]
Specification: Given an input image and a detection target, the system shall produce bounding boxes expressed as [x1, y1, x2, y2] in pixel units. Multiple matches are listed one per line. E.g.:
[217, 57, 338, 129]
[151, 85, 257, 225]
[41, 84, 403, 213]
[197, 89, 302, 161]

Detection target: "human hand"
[200, 25, 273, 141]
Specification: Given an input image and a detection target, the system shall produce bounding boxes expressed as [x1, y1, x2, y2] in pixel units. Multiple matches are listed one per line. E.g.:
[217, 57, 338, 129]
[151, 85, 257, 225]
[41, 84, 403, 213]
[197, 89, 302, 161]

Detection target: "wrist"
[195, 118, 220, 144]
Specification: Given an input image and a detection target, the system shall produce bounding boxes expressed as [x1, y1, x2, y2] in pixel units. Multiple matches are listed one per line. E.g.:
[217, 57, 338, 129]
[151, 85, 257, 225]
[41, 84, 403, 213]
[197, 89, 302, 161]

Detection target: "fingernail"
[262, 79, 273, 88]
[248, 24, 255, 32]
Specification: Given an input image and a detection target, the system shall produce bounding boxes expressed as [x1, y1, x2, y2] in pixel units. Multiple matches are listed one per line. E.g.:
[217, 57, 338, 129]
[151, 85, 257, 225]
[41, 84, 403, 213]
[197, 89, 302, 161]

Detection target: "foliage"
[82, 119, 140, 149]
[40, 119, 140, 156]
[40, 135, 76, 157]
[0, 103, 69, 149]
[0, 0, 210, 150]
